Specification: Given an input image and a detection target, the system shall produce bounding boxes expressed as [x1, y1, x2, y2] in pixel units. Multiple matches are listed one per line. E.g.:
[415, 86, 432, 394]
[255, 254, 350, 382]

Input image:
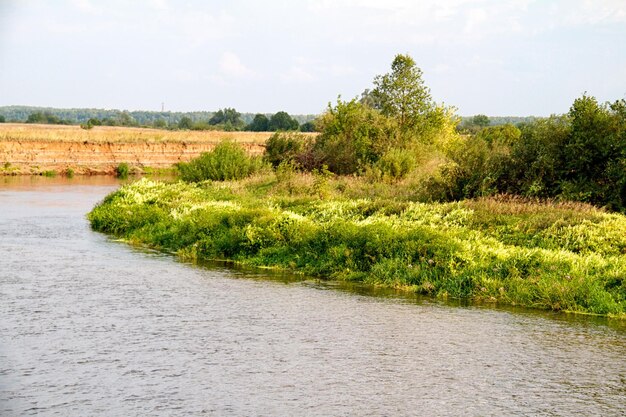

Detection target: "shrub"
[315, 98, 392, 175]
[264, 132, 309, 168]
[178, 141, 265, 182]
[374, 148, 416, 180]
[116, 163, 130, 179]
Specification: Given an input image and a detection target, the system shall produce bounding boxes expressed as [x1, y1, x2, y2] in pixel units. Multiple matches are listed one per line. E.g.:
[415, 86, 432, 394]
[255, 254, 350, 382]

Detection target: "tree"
[299, 120, 317, 132]
[246, 114, 269, 131]
[0, 115, 5, 123]
[371, 54, 433, 132]
[153, 119, 167, 129]
[269, 111, 299, 131]
[314, 98, 391, 175]
[178, 116, 193, 129]
[472, 114, 490, 128]
[209, 108, 244, 129]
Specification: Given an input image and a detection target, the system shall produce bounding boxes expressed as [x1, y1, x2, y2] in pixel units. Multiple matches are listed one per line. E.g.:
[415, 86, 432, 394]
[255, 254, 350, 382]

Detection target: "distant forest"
[0, 105, 538, 133]
[0, 105, 319, 132]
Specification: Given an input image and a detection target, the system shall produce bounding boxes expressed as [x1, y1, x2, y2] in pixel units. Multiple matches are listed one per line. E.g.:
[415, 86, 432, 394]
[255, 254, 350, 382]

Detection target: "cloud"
[219, 52, 257, 79]
[281, 66, 316, 83]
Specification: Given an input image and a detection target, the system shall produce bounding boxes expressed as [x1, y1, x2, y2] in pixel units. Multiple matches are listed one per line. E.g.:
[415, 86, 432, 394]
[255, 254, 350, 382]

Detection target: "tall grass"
[89, 176, 626, 318]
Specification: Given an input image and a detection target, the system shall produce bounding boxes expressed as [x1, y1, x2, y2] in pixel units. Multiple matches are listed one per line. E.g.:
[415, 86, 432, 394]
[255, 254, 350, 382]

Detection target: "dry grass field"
[0, 123, 276, 144]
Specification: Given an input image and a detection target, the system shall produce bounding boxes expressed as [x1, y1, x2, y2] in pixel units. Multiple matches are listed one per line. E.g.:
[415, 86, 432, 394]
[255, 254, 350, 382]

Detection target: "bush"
[374, 148, 416, 180]
[178, 141, 265, 182]
[116, 163, 130, 179]
[264, 132, 310, 168]
[315, 98, 392, 175]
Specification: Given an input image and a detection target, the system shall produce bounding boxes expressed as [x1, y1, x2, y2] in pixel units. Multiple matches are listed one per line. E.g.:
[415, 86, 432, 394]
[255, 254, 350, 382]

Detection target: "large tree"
[269, 111, 299, 131]
[209, 108, 244, 129]
[371, 54, 433, 132]
[246, 114, 269, 131]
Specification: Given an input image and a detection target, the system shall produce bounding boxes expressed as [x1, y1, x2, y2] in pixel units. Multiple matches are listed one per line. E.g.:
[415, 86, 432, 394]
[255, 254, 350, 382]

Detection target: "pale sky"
[0, 0, 625, 116]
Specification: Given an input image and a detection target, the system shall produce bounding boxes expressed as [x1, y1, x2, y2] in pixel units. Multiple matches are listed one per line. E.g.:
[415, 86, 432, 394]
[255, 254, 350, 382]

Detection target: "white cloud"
[281, 66, 316, 83]
[219, 52, 257, 79]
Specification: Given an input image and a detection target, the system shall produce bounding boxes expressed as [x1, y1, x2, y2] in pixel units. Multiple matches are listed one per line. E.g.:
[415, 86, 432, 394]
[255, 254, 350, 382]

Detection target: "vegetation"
[177, 142, 266, 182]
[0, 106, 317, 132]
[88, 176, 626, 318]
[115, 163, 130, 179]
[78, 52, 626, 317]
[0, 123, 275, 144]
[443, 95, 626, 212]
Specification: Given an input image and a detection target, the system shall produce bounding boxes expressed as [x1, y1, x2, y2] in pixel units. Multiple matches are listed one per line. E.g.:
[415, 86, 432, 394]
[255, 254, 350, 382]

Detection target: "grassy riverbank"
[88, 175, 626, 318]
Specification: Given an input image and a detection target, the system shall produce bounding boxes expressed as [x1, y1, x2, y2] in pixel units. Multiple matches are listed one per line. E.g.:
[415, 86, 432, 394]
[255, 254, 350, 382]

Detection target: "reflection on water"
[1, 176, 625, 416]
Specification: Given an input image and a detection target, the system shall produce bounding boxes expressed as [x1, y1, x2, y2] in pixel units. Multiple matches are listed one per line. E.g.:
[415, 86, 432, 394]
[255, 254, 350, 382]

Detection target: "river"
[1, 176, 625, 416]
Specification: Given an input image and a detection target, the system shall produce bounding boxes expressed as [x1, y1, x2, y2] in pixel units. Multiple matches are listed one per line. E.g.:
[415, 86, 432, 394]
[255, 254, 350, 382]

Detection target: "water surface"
[1, 176, 625, 416]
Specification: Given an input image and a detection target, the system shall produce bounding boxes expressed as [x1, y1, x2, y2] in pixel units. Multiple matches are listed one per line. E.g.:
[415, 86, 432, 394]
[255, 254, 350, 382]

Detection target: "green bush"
[374, 148, 416, 180]
[264, 132, 307, 168]
[115, 163, 130, 179]
[178, 141, 265, 182]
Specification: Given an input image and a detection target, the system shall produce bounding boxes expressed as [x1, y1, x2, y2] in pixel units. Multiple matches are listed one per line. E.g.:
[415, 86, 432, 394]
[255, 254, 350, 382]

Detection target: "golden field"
[0, 123, 275, 144]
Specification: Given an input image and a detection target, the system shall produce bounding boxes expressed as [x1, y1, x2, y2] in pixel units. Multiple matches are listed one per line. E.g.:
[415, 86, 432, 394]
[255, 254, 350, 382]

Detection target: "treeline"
[259, 54, 626, 212]
[441, 96, 626, 212]
[0, 105, 317, 132]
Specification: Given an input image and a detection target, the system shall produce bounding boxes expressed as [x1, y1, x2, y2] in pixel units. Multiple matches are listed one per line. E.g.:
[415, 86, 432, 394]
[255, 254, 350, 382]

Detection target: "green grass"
[88, 175, 626, 318]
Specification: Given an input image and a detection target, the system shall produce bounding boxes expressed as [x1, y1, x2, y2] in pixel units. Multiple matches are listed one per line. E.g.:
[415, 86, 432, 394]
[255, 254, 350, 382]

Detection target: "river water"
[1, 176, 625, 416]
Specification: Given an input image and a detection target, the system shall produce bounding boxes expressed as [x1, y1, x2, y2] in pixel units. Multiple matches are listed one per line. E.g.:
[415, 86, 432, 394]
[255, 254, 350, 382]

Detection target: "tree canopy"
[269, 111, 299, 131]
[371, 54, 433, 132]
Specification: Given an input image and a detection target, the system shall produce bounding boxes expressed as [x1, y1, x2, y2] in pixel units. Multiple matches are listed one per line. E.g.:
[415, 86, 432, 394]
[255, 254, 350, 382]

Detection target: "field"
[0, 123, 275, 144]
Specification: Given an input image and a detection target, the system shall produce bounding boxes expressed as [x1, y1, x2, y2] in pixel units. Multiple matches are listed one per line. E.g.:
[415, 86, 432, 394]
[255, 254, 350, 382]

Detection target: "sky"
[0, 0, 624, 116]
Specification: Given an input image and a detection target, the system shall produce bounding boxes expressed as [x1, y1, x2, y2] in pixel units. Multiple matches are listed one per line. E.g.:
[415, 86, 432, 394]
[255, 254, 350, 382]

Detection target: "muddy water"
[1, 177, 625, 416]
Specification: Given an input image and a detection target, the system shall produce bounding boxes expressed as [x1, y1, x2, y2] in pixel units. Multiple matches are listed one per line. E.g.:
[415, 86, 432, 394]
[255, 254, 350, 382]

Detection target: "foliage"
[373, 148, 416, 181]
[299, 120, 317, 132]
[269, 111, 299, 131]
[0, 115, 5, 123]
[153, 119, 168, 129]
[314, 98, 392, 175]
[88, 178, 626, 318]
[26, 112, 71, 125]
[178, 116, 193, 130]
[371, 54, 434, 133]
[264, 132, 314, 168]
[115, 163, 130, 179]
[0, 105, 316, 128]
[437, 95, 626, 213]
[209, 108, 245, 130]
[472, 114, 490, 127]
[177, 141, 266, 182]
[246, 114, 270, 132]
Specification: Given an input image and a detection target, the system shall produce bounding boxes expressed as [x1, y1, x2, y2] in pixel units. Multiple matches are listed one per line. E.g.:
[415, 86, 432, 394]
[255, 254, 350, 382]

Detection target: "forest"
[0, 105, 317, 132]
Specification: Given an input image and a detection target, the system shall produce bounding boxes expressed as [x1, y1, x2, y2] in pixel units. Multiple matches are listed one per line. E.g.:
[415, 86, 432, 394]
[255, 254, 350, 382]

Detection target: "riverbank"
[88, 175, 626, 318]
[0, 123, 270, 175]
